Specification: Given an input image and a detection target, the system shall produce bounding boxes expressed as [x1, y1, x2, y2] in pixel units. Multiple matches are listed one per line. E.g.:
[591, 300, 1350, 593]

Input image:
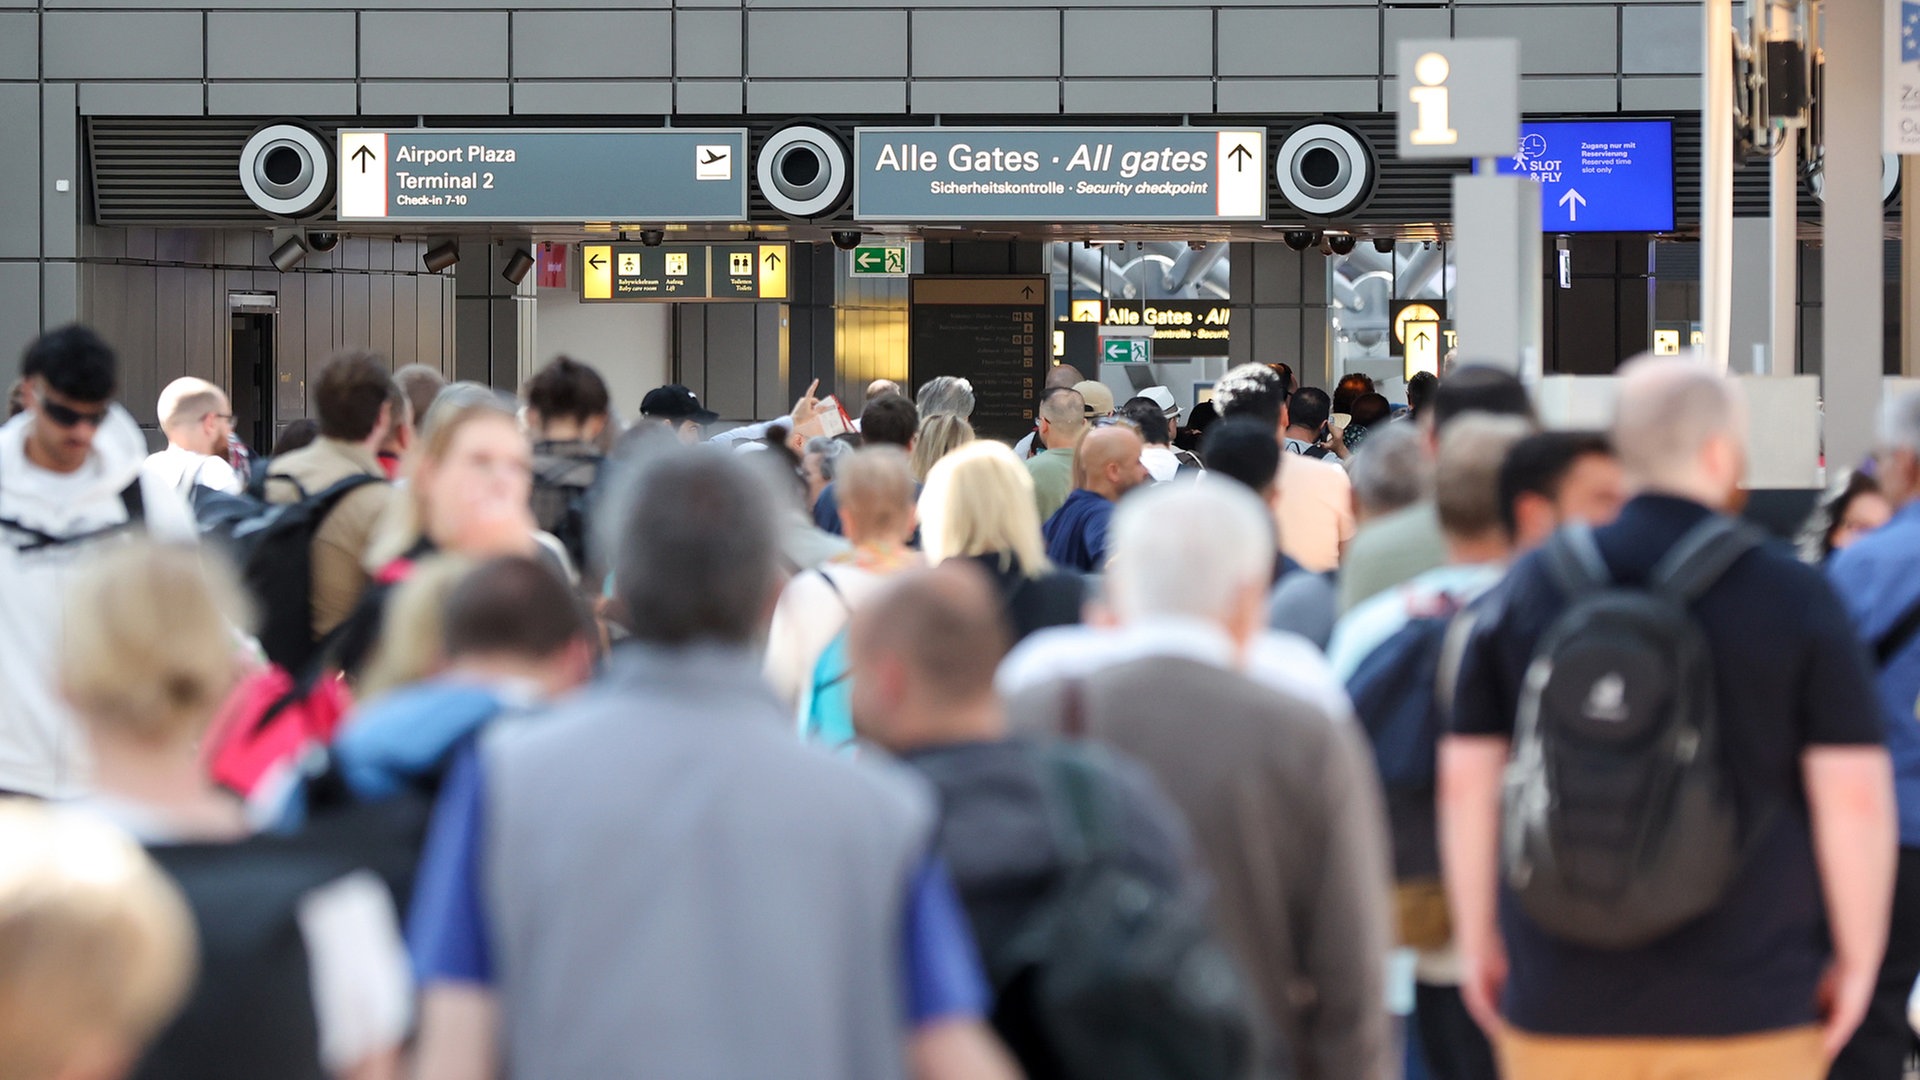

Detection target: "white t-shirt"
[764, 561, 894, 713]
[1276, 453, 1355, 574]
[144, 445, 243, 496]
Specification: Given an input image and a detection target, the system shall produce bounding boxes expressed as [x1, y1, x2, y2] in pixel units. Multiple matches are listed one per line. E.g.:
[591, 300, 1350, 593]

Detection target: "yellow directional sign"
[758, 244, 788, 300]
[1404, 319, 1440, 378]
[1654, 329, 1681, 355]
[582, 244, 612, 300]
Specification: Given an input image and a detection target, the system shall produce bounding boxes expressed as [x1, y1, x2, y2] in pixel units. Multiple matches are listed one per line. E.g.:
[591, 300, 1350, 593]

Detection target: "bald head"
[1038, 387, 1087, 449]
[835, 446, 917, 546]
[157, 377, 231, 455]
[1610, 355, 1746, 505]
[866, 379, 902, 401]
[849, 563, 1011, 753]
[1046, 364, 1086, 391]
[1078, 424, 1150, 500]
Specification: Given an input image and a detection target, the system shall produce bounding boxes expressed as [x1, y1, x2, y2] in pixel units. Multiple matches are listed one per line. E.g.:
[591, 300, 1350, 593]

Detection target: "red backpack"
[204, 663, 354, 801]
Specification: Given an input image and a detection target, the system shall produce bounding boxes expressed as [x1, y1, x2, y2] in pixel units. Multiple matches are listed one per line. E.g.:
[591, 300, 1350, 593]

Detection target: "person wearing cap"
[1073, 380, 1117, 424]
[1119, 391, 1200, 483]
[640, 384, 719, 444]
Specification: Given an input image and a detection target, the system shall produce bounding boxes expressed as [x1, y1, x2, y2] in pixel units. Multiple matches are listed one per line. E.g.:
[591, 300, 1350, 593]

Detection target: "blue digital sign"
[1479, 120, 1675, 234]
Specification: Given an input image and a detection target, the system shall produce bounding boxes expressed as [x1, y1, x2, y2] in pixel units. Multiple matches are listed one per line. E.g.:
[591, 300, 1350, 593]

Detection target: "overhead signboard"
[1888, 0, 1920, 153]
[1389, 299, 1447, 358]
[1100, 300, 1230, 358]
[854, 128, 1265, 222]
[1478, 120, 1675, 233]
[1395, 39, 1520, 160]
[851, 245, 909, 276]
[578, 242, 788, 302]
[337, 129, 749, 223]
[909, 277, 1049, 442]
[1102, 338, 1151, 364]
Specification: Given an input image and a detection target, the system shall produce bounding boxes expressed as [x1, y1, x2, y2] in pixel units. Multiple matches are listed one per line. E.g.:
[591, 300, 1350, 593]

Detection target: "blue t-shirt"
[408, 744, 988, 1025]
[1827, 499, 1920, 846]
[1042, 489, 1115, 573]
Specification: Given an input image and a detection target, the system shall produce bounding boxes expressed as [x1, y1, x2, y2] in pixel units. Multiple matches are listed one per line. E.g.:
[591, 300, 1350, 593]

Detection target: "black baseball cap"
[640, 384, 718, 424]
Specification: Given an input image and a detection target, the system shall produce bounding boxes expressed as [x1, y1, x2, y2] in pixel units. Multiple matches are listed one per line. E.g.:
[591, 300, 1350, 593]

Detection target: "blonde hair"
[919, 440, 1051, 579]
[908, 414, 976, 483]
[356, 555, 477, 700]
[835, 447, 917, 543]
[61, 542, 253, 746]
[367, 399, 523, 568]
[0, 803, 196, 1080]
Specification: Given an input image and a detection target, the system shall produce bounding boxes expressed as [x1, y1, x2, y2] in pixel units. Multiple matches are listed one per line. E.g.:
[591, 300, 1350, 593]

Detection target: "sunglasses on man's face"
[39, 397, 110, 429]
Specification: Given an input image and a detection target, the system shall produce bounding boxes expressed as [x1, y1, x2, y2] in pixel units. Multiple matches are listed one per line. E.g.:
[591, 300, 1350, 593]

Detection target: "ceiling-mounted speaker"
[238, 123, 333, 219]
[757, 124, 851, 219]
[1274, 122, 1375, 219]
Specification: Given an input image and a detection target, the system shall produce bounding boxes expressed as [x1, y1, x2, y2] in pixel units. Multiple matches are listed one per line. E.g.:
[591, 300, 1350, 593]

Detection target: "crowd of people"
[3, 321, 1920, 1080]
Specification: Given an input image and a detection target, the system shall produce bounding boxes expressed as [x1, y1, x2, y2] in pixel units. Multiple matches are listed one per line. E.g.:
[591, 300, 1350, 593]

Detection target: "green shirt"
[1336, 500, 1445, 614]
[1025, 448, 1076, 525]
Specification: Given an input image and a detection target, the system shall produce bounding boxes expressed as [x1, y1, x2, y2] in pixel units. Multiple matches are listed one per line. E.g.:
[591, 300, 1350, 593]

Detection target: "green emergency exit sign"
[851, 245, 908, 276]
[1102, 338, 1151, 364]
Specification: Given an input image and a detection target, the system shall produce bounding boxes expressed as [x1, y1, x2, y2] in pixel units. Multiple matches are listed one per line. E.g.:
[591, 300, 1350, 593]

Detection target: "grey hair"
[1880, 388, 1920, 457]
[1107, 480, 1275, 624]
[804, 435, 851, 480]
[916, 376, 976, 421]
[1347, 423, 1433, 517]
[423, 381, 516, 440]
[602, 446, 782, 646]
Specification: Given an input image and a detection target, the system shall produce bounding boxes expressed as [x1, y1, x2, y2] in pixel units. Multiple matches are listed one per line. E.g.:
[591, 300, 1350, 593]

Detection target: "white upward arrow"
[1559, 188, 1587, 221]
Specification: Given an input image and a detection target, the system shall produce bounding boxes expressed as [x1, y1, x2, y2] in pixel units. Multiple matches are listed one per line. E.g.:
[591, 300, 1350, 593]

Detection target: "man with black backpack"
[263, 354, 403, 650]
[0, 325, 195, 798]
[523, 356, 610, 579]
[1826, 387, 1920, 1079]
[1440, 357, 1896, 1079]
[849, 563, 1257, 1080]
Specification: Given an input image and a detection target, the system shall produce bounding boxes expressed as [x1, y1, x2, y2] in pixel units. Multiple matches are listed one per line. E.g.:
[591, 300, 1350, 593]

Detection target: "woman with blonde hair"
[919, 440, 1086, 642]
[61, 541, 411, 1080]
[908, 413, 975, 483]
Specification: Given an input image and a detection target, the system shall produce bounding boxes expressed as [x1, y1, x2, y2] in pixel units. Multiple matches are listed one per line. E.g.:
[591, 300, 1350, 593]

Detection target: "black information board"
[909, 276, 1049, 444]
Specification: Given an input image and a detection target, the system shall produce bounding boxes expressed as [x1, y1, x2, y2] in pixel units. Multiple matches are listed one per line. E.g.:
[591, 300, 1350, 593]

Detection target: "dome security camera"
[1283, 230, 1320, 252]
[1327, 233, 1357, 256]
[305, 231, 339, 252]
[1372, 237, 1396, 254]
[639, 229, 665, 247]
[831, 230, 863, 251]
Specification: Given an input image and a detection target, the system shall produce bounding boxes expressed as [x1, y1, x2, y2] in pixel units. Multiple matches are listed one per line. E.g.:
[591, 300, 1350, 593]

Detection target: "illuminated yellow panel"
[581, 245, 612, 301]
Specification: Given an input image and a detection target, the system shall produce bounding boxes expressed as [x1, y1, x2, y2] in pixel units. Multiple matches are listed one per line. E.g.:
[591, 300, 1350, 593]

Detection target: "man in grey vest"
[407, 448, 1017, 1080]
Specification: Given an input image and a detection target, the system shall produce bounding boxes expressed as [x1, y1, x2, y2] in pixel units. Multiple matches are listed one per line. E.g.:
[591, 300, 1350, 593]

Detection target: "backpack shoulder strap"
[1650, 516, 1762, 605]
[1543, 523, 1610, 598]
[1041, 746, 1116, 864]
[1871, 595, 1920, 667]
[310, 472, 384, 505]
[119, 473, 144, 522]
[266, 473, 311, 501]
[813, 566, 851, 611]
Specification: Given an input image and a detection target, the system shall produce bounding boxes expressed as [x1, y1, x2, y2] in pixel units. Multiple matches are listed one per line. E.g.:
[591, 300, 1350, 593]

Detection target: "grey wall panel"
[41, 83, 77, 264]
[183, 268, 215, 384]
[155, 229, 216, 265]
[154, 269, 186, 407]
[1252, 242, 1303, 306]
[208, 12, 355, 79]
[513, 11, 671, 78]
[677, 305, 707, 396]
[747, 10, 906, 79]
[515, 81, 673, 115]
[1064, 10, 1209, 78]
[745, 80, 905, 113]
[0, 264, 39, 381]
[393, 274, 423, 364]
[1455, 6, 1617, 75]
[276, 274, 307, 420]
[454, 298, 490, 383]
[119, 266, 159, 426]
[1621, 76, 1697, 110]
[912, 10, 1057, 78]
[701, 305, 756, 419]
[1218, 78, 1374, 114]
[677, 9, 742, 78]
[305, 275, 335, 390]
[362, 12, 509, 79]
[44, 12, 201, 79]
[756, 303, 784, 419]
[676, 81, 744, 113]
[1219, 8, 1377, 78]
[339, 273, 371, 357]
[1063, 79, 1211, 115]
[78, 83, 202, 116]
[1252, 306, 1302, 360]
[125, 229, 157, 262]
[369, 273, 395, 362]
[209, 82, 359, 114]
[0, 13, 36, 78]
[1623, 6, 1702, 75]
[43, 261, 78, 328]
[362, 81, 511, 115]
[1384, 5, 1451, 53]
[911, 79, 1058, 115]
[1520, 77, 1617, 112]
[0, 86, 39, 259]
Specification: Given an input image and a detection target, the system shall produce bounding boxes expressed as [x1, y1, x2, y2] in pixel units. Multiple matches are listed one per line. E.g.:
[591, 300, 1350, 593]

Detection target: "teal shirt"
[1025, 447, 1075, 524]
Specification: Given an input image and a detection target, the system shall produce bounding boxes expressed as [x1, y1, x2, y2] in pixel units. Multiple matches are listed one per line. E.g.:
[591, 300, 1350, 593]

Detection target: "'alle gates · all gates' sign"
[854, 128, 1266, 222]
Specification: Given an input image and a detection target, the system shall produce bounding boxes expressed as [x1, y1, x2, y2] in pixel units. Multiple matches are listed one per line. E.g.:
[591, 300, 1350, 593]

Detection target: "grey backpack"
[1502, 516, 1761, 950]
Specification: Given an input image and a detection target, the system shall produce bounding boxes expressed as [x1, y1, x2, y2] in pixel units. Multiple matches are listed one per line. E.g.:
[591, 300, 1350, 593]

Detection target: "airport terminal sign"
[337, 129, 750, 223]
[1480, 120, 1675, 233]
[579, 242, 788, 302]
[854, 128, 1266, 222]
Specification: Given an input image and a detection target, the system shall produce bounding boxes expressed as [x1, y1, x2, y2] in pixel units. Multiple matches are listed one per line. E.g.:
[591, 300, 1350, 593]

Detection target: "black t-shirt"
[1450, 494, 1884, 1037]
